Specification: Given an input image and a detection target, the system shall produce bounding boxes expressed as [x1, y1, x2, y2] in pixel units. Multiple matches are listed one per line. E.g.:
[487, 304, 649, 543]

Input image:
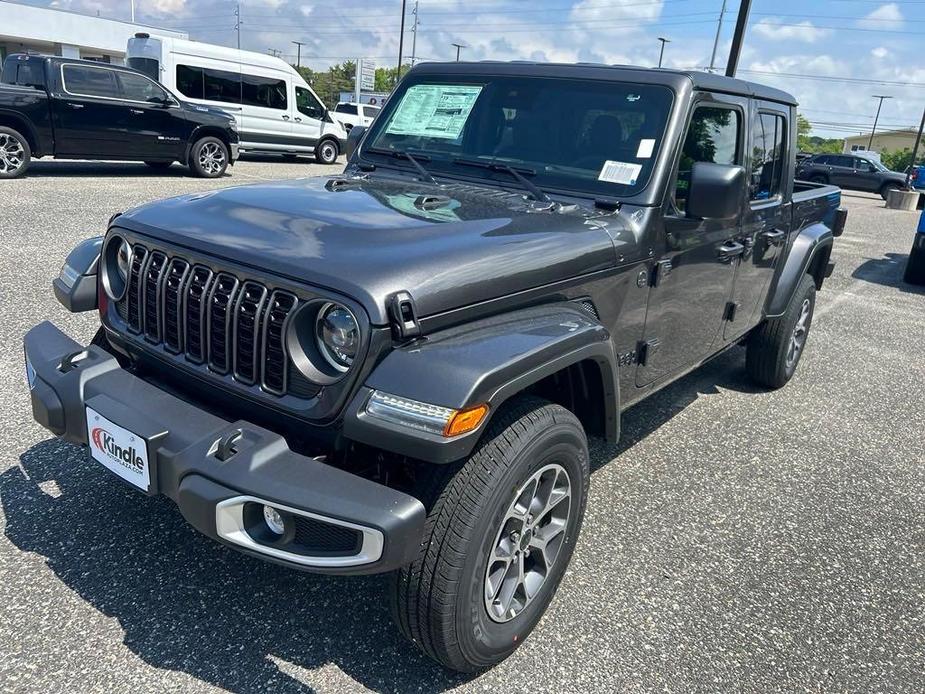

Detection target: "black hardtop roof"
[410, 60, 797, 107]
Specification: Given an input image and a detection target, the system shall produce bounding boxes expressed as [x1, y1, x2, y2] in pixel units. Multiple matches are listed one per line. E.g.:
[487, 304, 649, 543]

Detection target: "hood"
[117, 176, 626, 324]
[180, 100, 234, 122]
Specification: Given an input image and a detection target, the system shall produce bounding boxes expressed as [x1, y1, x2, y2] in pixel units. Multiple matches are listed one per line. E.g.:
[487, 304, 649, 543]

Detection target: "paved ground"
[0, 159, 923, 693]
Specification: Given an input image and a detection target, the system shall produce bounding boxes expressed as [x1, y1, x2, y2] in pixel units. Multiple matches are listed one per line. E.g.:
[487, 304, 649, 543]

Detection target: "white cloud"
[871, 46, 889, 59]
[858, 3, 904, 31]
[753, 19, 830, 42]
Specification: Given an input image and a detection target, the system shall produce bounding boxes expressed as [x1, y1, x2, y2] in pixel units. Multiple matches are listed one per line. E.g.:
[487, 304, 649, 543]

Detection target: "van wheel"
[144, 161, 173, 171]
[315, 139, 339, 165]
[746, 273, 816, 389]
[189, 137, 228, 178]
[0, 126, 31, 179]
[390, 396, 590, 672]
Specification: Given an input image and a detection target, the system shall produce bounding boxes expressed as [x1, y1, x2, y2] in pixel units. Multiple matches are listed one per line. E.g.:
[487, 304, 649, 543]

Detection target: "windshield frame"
[356, 72, 677, 202]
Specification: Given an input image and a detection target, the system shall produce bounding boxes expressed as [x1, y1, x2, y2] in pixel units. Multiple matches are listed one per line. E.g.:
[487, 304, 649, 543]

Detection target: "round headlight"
[101, 234, 131, 302]
[116, 239, 130, 281]
[316, 303, 359, 371]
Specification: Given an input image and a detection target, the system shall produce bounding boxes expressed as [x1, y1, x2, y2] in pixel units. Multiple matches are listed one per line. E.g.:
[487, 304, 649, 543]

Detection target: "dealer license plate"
[85, 407, 150, 492]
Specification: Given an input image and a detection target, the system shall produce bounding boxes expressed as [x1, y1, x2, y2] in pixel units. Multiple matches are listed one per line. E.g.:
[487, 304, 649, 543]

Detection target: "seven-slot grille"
[119, 243, 309, 398]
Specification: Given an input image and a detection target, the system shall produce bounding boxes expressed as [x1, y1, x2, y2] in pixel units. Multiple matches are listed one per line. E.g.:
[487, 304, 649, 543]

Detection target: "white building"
[0, 0, 186, 65]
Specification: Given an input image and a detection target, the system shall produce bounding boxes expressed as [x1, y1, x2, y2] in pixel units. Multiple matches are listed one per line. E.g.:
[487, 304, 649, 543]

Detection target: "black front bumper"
[24, 321, 426, 575]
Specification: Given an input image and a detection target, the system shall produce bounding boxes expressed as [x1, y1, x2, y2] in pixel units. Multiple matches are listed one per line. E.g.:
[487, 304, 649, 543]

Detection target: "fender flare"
[343, 303, 620, 464]
[766, 222, 833, 318]
[52, 236, 102, 313]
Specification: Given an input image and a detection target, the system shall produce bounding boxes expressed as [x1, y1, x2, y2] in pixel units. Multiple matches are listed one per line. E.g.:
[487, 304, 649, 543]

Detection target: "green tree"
[880, 147, 925, 173]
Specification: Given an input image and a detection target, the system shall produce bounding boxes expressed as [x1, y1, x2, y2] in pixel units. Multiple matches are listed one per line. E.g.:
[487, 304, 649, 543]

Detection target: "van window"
[62, 65, 119, 99]
[242, 73, 287, 110]
[335, 103, 357, 115]
[127, 57, 159, 82]
[116, 71, 169, 103]
[296, 87, 324, 120]
[176, 64, 240, 104]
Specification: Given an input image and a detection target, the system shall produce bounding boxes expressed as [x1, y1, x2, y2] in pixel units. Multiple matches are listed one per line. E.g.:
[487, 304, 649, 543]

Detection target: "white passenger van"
[126, 33, 347, 164]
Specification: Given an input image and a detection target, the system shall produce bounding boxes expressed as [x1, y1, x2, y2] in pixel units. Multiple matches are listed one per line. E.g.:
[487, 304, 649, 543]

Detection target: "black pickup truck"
[24, 61, 846, 672]
[0, 54, 239, 178]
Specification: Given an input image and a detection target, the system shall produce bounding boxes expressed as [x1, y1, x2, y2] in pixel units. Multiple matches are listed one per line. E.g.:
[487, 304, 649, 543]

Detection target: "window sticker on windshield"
[599, 160, 643, 185]
[636, 139, 656, 159]
[384, 84, 483, 139]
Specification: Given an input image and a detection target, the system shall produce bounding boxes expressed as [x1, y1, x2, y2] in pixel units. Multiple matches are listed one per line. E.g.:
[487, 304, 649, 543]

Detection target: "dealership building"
[0, 0, 186, 65]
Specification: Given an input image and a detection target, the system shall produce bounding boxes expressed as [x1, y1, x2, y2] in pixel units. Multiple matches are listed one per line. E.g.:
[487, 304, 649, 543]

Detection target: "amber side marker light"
[444, 404, 489, 438]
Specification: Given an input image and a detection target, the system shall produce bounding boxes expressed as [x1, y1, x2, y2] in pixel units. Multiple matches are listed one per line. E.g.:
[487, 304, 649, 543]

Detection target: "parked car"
[0, 54, 239, 179]
[797, 153, 907, 199]
[330, 101, 380, 131]
[127, 33, 347, 164]
[26, 61, 846, 672]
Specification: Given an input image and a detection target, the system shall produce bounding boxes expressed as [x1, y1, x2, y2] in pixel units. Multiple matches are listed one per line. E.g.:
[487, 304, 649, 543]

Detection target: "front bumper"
[24, 321, 426, 575]
[229, 142, 240, 162]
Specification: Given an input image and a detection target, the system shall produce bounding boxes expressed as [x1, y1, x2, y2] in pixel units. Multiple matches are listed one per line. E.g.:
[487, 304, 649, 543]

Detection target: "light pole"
[657, 37, 670, 68]
[904, 106, 925, 190]
[868, 95, 893, 151]
[292, 41, 305, 68]
[397, 0, 407, 84]
[725, 0, 753, 77]
[452, 43, 466, 61]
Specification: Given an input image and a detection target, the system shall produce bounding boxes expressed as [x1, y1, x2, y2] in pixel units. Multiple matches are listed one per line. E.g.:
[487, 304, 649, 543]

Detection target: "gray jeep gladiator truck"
[24, 61, 846, 672]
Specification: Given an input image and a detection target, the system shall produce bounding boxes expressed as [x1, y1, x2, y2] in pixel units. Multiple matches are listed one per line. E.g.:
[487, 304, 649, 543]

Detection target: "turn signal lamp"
[365, 391, 489, 438]
[444, 404, 490, 437]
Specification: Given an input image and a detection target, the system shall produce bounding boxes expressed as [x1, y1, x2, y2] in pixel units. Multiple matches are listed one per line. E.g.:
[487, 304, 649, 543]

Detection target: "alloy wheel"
[484, 463, 572, 623]
[0, 133, 25, 175]
[786, 298, 811, 370]
[198, 142, 226, 176]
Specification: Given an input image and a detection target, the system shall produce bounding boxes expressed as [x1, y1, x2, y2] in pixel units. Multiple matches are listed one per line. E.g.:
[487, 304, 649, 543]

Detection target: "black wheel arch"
[185, 126, 232, 162]
[0, 111, 41, 156]
[765, 222, 833, 318]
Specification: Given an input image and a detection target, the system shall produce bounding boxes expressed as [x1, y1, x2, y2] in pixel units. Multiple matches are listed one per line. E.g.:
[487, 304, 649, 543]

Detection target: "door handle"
[762, 230, 787, 246]
[130, 109, 144, 115]
[65, 102, 84, 109]
[718, 241, 745, 262]
[294, 117, 302, 122]
[282, 115, 290, 120]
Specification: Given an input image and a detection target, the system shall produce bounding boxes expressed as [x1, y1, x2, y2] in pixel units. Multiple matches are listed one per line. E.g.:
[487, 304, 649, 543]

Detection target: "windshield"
[362, 75, 674, 197]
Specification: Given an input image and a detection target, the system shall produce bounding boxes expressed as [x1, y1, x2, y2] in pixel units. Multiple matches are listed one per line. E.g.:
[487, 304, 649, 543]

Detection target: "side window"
[674, 105, 741, 213]
[833, 155, 854, 168]
[815, 155, 831, 166]
[176, 64, 204, 99]
[296, 87, 325, 119]
[203, 68, 241, 103]
[242, 73, 287, 110]
[115, 71, 167, 103]
[749, 112, 786, 201]
[335, 103, 357, 115]
[62, 65, 119, 98]
[854, 158, 873, 172]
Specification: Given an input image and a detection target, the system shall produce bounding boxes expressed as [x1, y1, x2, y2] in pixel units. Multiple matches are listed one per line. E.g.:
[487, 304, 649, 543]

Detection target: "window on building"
[674, 105, 742, 212]
[750, 112, 786, 201]
[241, 73, 287, 109]
[62, 65, 119, 98]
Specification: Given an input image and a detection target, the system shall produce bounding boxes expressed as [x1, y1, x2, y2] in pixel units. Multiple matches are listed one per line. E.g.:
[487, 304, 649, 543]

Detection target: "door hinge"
[724, 301, 740, 322]
[651, 259, 673, 287]
[637, 338, 661, 366]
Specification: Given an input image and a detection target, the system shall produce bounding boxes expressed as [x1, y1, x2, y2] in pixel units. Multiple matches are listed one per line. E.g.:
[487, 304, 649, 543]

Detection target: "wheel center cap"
[520, 529, 532, 550]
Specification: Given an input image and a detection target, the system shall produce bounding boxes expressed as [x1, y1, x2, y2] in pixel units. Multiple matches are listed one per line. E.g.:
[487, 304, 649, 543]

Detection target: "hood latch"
[388, 291, 422, 340]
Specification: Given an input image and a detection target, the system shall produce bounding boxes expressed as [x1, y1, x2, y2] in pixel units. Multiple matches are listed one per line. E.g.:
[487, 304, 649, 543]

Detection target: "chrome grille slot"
[143, 251, 168, 342]
[232, 281, 269, 384]
[162, 258, 190, 353]
[184, 265, 213, 363]
[207, 273, 240, 374]
[261, 291, 298, 395]
[126, 245, 148, 333]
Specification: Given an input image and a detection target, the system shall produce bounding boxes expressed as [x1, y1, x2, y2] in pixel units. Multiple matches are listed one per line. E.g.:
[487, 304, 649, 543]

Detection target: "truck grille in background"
[117, 243, 319, 399]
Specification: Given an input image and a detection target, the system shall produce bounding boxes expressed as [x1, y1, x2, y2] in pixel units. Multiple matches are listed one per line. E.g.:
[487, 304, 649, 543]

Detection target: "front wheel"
[746, 273, 816, 389]
[189, 136, 228, 178]
[314, 138, 339, 165]
[390, 396, 590, 672]
[880, 182, 900, 201]
[0, 126, 31, 179]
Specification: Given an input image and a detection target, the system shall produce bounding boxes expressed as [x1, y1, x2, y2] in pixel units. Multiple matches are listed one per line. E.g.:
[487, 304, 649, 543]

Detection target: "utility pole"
[452, 43, 465, 61]
[868, 95, 893, 151]
[397, 0, 407, 84]
[234, 3, 241, 51]
[292, 41, 305, 68]
[410, 0, 419, 67]
[130, 0, 135, 23]
[904, 106, 925, 190]
[725, 0, 752, 77]
[355, 58, 362, 105]
[267, 48, 281, 58]
[657, 37, 670, 68]
[709, 0, 728, 72]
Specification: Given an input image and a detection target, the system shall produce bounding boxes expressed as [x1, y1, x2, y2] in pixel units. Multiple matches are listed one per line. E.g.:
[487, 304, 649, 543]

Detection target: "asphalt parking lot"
[1, 159, 923, 693]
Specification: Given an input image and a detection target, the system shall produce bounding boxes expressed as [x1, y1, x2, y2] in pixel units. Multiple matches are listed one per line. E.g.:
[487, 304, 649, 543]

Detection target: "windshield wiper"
[366, 147, 439, 186]
[452, 157, 552, 204]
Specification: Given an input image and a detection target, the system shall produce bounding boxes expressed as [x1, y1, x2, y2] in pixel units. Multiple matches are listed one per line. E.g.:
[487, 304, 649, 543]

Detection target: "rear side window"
[176, 64, 240, 104]
[115, 71, 168, 103]
[750, 112, 786, 201]
[674, 105, 741, 212]
[335, 103, 357, 115]
[241, 73, 287, 110]
[62, 65, 119, 98]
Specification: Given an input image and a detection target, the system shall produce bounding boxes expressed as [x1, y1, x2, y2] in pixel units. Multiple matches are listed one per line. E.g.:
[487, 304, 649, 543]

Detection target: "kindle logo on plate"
[90, 426, 145, 471]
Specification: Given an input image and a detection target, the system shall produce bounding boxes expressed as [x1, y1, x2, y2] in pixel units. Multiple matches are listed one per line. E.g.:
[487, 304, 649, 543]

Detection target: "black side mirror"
[686, 162, 747, 219]
[346, 125, 367, 160]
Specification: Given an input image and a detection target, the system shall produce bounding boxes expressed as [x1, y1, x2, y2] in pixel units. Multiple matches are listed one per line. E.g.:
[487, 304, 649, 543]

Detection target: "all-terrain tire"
[390, 396, 590, 672]
[0, 126, 31, 179]
[746, 273, 816, 389]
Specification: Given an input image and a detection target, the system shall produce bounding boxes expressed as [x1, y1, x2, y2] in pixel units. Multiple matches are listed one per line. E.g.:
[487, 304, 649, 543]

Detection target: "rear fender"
[766, 222, 833, 318]
[343, 303, 619, 464]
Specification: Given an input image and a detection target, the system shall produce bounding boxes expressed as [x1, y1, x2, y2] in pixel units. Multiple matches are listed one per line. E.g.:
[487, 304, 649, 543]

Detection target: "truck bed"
[793, 179, 842, 232]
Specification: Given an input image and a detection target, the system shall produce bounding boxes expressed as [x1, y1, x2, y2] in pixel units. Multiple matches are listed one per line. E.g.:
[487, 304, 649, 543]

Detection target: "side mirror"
[686, 162, 747, 219]
[346, 125, 367, 160]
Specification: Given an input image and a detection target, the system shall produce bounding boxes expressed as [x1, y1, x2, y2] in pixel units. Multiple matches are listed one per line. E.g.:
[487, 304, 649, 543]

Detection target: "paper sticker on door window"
[598, 160, 643, 185]
[636, 139, 656, 159]
[384, 84, 483, 139]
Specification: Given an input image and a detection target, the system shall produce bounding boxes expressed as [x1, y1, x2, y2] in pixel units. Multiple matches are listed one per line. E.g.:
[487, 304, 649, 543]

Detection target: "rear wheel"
[746, 273, 816, 389]
[0, 126, 31, 179]
[390, 396, 590, 672]
[314, 138, 339, 165]
[189, 136, 228, 178]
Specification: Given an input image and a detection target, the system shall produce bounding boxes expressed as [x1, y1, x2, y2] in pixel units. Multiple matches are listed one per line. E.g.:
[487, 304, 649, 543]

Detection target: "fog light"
[263, 505, 286, 535]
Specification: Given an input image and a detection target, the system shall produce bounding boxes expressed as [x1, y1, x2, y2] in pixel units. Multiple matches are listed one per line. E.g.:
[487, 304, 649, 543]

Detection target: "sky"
[20, 0, 925, 138]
